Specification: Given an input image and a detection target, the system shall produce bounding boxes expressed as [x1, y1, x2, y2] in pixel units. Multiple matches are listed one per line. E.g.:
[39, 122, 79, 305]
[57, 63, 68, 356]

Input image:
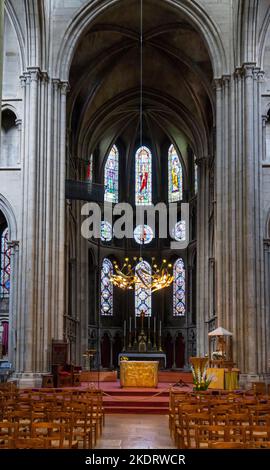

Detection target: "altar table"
[118, 352, 166, 368]
[120, 361, 158, 387]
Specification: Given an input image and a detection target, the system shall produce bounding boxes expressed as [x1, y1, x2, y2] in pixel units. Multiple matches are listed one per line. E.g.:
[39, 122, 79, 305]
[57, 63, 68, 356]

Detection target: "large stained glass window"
[168, 144, 183, 202]
[135, 260, 151, 317]
[135, 146, 152, 205]
[104, 145, 119, 203]
[101, 258, 113, 316]
[0, 228, 10, 298]
[173, 258, 185, 316]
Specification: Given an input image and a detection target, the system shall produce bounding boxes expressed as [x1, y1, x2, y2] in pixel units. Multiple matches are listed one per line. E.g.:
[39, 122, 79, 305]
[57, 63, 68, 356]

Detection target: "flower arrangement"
[189, 356, 213, 391]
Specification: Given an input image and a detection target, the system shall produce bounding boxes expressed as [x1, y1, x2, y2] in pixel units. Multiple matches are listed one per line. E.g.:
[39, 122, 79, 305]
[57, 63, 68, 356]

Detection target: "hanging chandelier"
[110, 257, 174, 293]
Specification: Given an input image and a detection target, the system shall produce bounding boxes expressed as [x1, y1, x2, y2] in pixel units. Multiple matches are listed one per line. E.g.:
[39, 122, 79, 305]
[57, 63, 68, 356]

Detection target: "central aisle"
[96, 414, 176, 449]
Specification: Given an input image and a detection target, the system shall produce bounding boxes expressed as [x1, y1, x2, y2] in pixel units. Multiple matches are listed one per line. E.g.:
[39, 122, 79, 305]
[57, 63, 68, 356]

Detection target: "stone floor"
[96, 414, 176, 449]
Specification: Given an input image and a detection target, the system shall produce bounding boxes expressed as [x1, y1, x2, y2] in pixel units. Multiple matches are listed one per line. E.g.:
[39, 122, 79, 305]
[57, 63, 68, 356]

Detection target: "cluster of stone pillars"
[10, 69, 68, 386]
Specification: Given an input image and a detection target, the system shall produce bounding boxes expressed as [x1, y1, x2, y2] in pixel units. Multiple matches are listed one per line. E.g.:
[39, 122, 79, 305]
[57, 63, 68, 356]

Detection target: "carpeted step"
[105, 405, 169, 415]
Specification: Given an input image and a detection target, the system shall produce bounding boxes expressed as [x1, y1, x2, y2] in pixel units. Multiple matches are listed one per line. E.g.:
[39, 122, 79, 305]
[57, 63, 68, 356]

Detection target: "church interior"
[0, 0, 270, 450]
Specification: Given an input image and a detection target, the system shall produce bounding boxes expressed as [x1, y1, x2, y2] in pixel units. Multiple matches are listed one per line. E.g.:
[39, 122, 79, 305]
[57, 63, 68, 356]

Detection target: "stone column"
[215, 66, 267, 378]
[14, 71, 68, 386]
[262, 115, 268, 162]
[7, 241, 19, 367]
[264, 240, 270, 377]
[196, 156, 210, 355]
[15, 119, 22, 165]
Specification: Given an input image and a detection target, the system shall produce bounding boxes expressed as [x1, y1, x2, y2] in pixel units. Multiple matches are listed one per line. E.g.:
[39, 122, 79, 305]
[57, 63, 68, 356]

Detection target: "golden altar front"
[120, 361, 158, 387]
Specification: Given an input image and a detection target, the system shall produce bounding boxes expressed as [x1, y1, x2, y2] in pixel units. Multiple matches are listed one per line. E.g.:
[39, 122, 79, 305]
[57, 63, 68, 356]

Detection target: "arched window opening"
[135, 146, 152, 205]
[168, 144, 183, 202]
[135, 260, 151, 317]
[101, 258, 113, 316]
[1, 109, 19, 167]
[104, 145, 119, 203]
[0, 228, 10, 298]
[173, 258, 185, 316]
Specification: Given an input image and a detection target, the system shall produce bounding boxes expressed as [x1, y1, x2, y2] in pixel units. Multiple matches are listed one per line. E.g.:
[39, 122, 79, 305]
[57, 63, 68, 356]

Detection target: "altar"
[120, 360, 159, 387]
[118, 352, 166, 368]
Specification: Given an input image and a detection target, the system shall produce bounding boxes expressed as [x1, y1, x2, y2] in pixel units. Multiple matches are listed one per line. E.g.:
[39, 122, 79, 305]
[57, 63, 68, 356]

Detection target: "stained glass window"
[194, 160, 198, 194]
[168, 144, 183, 202]
[101, 258, 113, 316]
[86, 154, 93, 182]
[134, 225, 153, 245]
[173, 258, 185, 316]
[135, 146, 152, 205]
[135, 260, 151, 317]
[172, 221, 186, 241]
[104, 145, 119, 203]
[0, 228, 10, 298]
[101, 221, 112, 242]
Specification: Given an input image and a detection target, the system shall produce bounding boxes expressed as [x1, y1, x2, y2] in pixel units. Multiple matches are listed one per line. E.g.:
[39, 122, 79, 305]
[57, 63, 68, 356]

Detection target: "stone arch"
[5, 0, 26, 71]
[1, 107, 21, 167]
[1, 104, 20, 121]
[258, 6, 270, 68]
[0, 195, 17, 240]
[55, 0, 227, 81]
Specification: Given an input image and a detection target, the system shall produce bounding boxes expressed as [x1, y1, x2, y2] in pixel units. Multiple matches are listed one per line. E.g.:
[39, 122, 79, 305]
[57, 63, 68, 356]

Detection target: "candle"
[123, 320, 126, 337]
[154, 317, 156, 334]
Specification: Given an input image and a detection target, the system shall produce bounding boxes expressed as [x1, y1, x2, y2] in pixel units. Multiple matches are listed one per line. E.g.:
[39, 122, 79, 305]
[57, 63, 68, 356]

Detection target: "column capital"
[213, 78, 223, 91]
[27, 67, 42, 82]
[234, 67, 243, 78]
[221, 74, 231, 86]
[52, 78, 61, 90]
[41, 71, 49, 83]
[242, 62, 256, 79]
[19, 73, 29, 87]
[60, 81, 70, 95]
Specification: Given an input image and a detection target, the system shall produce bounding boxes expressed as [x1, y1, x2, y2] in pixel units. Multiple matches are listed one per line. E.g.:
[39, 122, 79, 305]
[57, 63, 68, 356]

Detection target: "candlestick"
[154, 317, 156, 334]
[129, 317, 132, 332]
[159, 320, 162, 336]
[134, 315, 136, 329]
[148, 316, 150, 329]
[123, 320, 126, 337]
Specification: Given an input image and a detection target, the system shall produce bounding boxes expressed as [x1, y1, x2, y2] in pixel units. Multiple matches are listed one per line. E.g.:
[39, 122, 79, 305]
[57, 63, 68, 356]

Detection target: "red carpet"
[85, 380, 193, 414]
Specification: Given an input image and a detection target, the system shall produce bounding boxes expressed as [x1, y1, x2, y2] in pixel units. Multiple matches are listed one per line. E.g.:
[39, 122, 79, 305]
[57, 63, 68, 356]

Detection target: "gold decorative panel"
[120, 361, 158, 387]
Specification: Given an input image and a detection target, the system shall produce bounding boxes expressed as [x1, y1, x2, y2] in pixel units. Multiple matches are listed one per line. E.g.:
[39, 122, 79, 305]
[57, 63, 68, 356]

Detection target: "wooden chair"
[209, 441, 245, 449]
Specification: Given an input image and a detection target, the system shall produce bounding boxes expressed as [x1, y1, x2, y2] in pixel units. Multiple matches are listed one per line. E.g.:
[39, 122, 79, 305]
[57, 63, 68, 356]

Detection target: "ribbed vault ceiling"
[67, 0, 214, 164]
